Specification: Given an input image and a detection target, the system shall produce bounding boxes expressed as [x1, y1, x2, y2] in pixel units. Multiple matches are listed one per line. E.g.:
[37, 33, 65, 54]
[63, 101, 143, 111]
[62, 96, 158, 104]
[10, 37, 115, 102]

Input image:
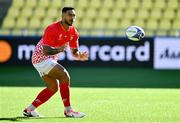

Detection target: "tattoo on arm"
[43, 45, 60, 55]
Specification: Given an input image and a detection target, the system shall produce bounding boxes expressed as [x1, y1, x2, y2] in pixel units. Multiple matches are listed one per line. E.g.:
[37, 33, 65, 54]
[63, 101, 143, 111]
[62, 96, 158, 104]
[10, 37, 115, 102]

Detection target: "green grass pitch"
[1, 87, 180, 123]
[0, 66, 180, 122]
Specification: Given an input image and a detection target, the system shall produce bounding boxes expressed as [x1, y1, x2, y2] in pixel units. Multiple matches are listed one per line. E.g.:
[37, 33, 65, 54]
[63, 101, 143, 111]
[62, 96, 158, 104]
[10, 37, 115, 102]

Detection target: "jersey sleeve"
[69, 29, 79, 49]
[42, 26, 56, 47]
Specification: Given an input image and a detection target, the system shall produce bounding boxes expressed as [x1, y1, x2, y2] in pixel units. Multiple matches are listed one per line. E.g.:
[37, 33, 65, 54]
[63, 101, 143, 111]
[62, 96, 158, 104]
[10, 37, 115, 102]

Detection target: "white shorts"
[33, 59, 58, 77]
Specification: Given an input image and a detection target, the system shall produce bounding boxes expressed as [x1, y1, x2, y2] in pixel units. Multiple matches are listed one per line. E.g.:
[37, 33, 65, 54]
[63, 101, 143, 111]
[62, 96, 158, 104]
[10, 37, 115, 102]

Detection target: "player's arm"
[43, 43, 68, 55]
[71, 48, 88, 61]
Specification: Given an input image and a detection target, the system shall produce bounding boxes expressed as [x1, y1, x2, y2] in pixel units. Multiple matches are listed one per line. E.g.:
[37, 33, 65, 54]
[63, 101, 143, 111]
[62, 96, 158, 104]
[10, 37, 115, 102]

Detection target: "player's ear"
[62, 12, 66, 18]
[62, 13, 64, 18]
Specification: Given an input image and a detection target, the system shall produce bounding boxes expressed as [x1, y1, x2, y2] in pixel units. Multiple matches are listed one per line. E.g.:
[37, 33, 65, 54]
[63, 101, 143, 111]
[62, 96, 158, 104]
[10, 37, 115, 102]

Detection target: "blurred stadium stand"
[0, 0, 11, 26]
[0, 0, 179, 37]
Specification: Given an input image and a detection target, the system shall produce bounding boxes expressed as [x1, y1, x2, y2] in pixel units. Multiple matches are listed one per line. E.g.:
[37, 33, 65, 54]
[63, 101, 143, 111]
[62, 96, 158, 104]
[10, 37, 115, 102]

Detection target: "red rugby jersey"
[32, 21, 79, 64]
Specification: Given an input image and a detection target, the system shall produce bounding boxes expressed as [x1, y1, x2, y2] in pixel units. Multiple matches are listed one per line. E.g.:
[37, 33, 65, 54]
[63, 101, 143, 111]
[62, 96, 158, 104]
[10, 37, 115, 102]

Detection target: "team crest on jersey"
[70, 35, 74, 40]
[58, 34, 62, 40]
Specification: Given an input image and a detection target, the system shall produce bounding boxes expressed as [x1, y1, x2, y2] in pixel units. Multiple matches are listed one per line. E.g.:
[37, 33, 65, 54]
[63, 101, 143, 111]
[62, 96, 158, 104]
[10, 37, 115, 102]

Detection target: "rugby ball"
[126, 26, 145, 41]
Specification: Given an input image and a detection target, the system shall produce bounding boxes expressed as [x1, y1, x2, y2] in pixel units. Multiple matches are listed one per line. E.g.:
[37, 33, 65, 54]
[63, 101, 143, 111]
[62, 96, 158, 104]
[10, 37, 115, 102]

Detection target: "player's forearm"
[43, 45, 61, 55]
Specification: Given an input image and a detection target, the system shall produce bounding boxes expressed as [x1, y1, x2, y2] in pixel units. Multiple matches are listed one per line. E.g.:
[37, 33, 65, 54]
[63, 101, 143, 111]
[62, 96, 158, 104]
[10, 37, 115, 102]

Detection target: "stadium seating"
[115, 0, 127, 9]
[76, 0, 88, 9]
[2, 17, 15, 29]
[111, 8, 123, 20]
[141, 0, 153, 9]
[128, 0, 140, 9]
[25, 0, 37, 9]
[120, 19, 132, 29]
[89, 0, 101, 9]
[85, 8, 97, 20]
[106, 19, 119, 30]
[163, 9, 175, 20]
[81, 19, 93, 29]
[15, 18, 28, 29]
[137, 9, 149, 20]
[146, 19, 158, 30]
[0, 0, 179, 37]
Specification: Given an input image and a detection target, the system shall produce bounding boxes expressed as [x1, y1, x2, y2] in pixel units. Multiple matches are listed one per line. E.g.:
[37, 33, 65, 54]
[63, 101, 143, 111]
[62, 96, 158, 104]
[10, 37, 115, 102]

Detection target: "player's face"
[64, 10, 76, 26]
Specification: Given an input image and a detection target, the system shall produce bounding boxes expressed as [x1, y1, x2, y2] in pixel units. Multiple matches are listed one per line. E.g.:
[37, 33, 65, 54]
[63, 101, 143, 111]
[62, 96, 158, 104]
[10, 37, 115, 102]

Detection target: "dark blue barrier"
[0, 36, 153, 67]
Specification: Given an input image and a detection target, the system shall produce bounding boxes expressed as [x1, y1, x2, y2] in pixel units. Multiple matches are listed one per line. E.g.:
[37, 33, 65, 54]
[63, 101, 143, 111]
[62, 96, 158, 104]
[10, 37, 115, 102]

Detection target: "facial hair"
[65, 19, 73, 26]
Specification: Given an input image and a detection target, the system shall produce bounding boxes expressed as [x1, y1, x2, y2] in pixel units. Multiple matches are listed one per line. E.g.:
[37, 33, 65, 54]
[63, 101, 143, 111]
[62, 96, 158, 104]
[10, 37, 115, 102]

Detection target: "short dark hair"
[62, 7, 75, 13]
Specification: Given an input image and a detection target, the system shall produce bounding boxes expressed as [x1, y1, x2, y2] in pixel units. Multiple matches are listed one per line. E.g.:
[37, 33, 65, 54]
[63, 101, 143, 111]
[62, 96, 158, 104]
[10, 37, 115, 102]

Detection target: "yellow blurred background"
[0, 0, 179, 37]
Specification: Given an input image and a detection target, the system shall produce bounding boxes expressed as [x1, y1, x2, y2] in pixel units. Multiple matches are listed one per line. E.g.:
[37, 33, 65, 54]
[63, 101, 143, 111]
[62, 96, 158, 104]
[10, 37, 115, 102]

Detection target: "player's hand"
[79, 51, 89, 61]
[57, 43, 68, 52]
[74, 51, 89, 61]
